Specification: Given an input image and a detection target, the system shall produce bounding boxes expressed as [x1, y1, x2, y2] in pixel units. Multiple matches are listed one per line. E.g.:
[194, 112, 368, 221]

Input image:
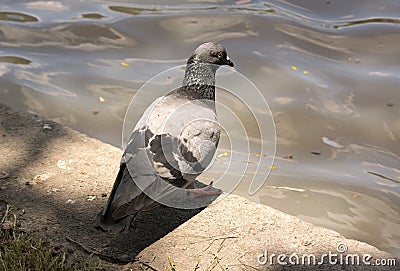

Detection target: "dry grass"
[0, 205, 99, 271]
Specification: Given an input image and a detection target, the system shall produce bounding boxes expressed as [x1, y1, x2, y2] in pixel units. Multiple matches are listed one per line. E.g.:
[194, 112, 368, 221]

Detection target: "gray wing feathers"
[94, 97, 220, 232]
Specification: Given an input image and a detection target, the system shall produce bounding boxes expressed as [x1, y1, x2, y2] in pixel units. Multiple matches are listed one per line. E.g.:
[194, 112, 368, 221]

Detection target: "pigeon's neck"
[181, 62, 217, 100]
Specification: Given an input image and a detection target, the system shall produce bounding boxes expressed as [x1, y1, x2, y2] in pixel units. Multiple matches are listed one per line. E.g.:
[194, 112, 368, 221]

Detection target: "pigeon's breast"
[147, 96, 218, 137]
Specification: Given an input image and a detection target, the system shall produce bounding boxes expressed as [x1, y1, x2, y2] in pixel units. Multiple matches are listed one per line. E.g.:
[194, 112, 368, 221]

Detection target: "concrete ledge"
[0, 103, 398, 270]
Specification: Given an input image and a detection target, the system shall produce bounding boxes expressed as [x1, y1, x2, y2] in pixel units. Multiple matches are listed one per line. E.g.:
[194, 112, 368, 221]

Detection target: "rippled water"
[1, 0, 399, 255]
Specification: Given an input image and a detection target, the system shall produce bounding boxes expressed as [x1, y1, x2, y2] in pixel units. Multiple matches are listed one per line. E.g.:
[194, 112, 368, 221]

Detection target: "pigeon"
[94, 42, 234, 232]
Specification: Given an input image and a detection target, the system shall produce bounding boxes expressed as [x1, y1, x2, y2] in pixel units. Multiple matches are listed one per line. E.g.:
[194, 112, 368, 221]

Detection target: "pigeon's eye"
[217, 52, 223, 58]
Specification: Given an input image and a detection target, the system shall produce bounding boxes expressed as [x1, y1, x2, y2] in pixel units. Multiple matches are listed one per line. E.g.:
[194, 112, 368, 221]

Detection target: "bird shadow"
[96, 189, 221, 263]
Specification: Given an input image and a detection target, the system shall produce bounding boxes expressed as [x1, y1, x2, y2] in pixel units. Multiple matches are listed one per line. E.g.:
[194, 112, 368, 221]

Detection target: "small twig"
[209, 234, 238, 242]
[216, 238, 225, 254]
[1, 204, 11, 223]
[206, 255, 221, 271]
[193, 256, 200, 271]
[203, 233, 238, 252]
[178, 233, 238, 245]
[218, 262, 227, 271]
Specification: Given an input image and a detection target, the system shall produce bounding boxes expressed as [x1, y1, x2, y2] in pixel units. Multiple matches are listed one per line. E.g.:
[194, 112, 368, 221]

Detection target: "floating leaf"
[303, 70, 309, 75]
[253, 153, 267, 157]
[311, 151, 321, 155]
[99, 96, 106, 103]
[266, 165, 277, 170]
[291, 65, 297, 71]
[120, 61, 129, 67]
[321, 136, 344, 149]
[353, 194, 360, 198]
[269, 185, 305, 192]
[217, 152, 229, 158]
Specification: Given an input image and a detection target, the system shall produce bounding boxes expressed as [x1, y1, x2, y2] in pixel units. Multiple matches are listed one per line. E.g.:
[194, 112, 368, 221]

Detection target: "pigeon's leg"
[189, 181, 222, 200]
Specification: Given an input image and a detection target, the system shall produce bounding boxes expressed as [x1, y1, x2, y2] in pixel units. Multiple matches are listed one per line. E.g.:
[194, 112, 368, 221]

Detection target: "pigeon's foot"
[189, 181, 222, 200]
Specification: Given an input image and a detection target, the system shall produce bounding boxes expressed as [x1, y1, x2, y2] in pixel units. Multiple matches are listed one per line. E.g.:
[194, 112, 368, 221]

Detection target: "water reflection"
[0, 0, 399, 255]
[24, 1, 69, 12]
[0, 56, 31, 65]
[0, 12, 38, 23]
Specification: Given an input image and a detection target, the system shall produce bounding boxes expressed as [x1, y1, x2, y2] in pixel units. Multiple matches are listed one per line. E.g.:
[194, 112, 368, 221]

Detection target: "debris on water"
[57, 160, 67, 169]
[283, 154, 294, 159]
[303, 70, 309, 75]
[120, 61, 129, 67]
[354, 58, 361, 63]
[367, 171, 399, 184]
[246, 161, 257, 165]
[81, 13, 105, 19]
[311, 151, 321, 155]
[253, 153, 267, 157]
[99, 97, 106, 103]
[268, 185, 306, 192]
[387, 103, 394, 107]
[353, 194, 360, 198]
[321, 136, 344, 149]
[291, 65, 297, 71]
[266, 166, 277, 170]
[87, 195, 96, 201]
[92, 109, 100, 115]
[43, 123, 52, 130]
[65, 199, 75, 204]
[217, 152, 229, 158]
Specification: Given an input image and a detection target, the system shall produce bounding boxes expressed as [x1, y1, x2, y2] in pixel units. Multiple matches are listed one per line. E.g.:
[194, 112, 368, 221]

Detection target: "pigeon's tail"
[93, 164, 156, 233]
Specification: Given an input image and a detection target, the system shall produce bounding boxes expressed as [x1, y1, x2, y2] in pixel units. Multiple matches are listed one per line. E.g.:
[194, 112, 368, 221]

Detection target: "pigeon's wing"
[94, 97, 220, 232]
[94, 125, 161, 232]
[147, 97, 220, 178]
[94, 98, 165, 232]
[175, 117, 220, 176]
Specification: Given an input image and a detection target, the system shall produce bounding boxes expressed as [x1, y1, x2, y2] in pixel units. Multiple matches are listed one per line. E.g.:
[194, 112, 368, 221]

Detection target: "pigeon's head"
[189, 42, 234, 67]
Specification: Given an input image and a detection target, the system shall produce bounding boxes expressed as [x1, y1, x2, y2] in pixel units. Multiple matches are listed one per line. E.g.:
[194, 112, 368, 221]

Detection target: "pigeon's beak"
[225, 55, 234, 67]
